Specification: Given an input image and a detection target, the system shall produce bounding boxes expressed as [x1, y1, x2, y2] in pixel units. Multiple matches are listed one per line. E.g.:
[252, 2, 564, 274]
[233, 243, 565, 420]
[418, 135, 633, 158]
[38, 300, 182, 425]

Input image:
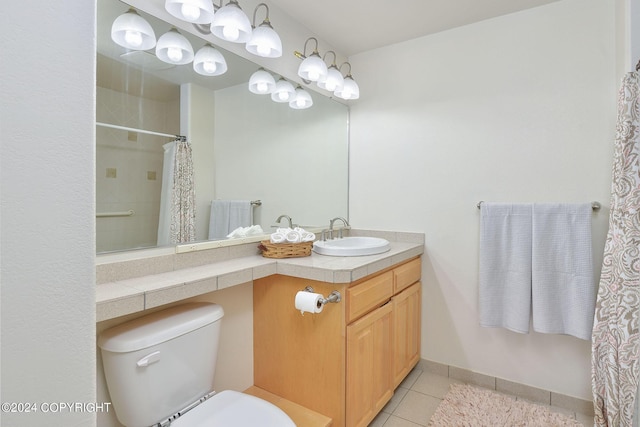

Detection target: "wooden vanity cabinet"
[392, 282, 421, 388]
[346, 301, 393, 427]
[253, 257, 421, 427]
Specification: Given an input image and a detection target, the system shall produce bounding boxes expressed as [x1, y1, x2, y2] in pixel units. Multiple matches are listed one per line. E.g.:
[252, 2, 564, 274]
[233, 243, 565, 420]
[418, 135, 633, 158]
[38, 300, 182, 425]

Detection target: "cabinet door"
[346, 302, 393, 427]
[392, 282, 421, 388]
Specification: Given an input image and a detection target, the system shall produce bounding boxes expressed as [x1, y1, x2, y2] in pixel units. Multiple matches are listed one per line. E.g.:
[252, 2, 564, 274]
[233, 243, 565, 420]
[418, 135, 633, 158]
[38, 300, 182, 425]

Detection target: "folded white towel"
[301, 232, 316, 242]
[269, 227, 315, 244]
[531, 203, 595, 340]
[208, 200, 253, 240]
[246, 225, 264, 235]
[285, 230, 302, 243]
[270, 232, 286, 243]
[227, 226, 245, 239]
[270, 227, 289, 243]
[293, 227, 315, 242]
[227, 225, 265, 239]
[479, 203, 533, 334]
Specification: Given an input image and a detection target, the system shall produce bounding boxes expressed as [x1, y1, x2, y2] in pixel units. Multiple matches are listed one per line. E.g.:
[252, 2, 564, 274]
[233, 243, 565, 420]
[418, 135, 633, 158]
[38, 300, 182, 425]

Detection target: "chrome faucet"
[328, 217, 350, 239]
[275, 214, 293, 228]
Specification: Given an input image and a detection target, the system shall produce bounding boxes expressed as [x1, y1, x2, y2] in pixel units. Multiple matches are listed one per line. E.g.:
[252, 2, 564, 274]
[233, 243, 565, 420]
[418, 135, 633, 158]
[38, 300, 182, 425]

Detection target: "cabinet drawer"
[347, 271, 393, 323]
[393, 258, 421, 294]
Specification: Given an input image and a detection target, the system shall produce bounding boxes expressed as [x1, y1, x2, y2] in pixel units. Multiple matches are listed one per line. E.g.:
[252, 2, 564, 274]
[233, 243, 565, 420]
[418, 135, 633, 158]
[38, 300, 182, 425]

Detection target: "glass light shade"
[248, 69, 276, 94]
[193, 45, 227, 76]
[211, 2, 252, 43]
[334, 76, 360, 100]
[245, 24, 282, 58]
[317, 66, 344, 92]
[111, 10, 156, 50]
[297, 53, 328, 82]
[270, 79, 295, 103]
[289, 87, 313, 109]
[165, 0, 215, 24]
[156, 29, 194, 65]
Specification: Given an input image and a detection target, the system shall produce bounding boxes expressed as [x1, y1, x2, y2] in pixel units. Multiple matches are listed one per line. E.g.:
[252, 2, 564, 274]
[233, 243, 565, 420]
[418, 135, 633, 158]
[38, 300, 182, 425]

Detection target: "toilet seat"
[169, 390, 296, 427]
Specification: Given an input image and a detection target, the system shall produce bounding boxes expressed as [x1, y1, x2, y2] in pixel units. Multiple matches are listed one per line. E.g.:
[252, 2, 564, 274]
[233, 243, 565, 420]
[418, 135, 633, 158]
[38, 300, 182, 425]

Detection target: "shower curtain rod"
[476, 201, 601, 210]
[96, 122, 186, 142]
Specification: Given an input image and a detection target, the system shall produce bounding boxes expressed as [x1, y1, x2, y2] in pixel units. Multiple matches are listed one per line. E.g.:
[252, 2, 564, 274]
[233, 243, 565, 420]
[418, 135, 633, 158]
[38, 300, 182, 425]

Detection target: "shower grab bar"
[96, 210, 135, 218]
[476, 201, 601, 210]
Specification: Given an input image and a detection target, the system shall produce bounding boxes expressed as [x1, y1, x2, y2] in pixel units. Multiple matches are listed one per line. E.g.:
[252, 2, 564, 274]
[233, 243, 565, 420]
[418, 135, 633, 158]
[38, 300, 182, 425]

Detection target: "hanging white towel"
[208, 200, 253, 240]
[531, 203, 595, 340]
[479, 203, 533, 334]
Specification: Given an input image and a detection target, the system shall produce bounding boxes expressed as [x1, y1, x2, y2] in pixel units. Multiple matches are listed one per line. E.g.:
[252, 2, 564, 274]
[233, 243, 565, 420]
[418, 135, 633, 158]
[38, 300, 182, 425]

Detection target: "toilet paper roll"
[295, 291, 324, 315]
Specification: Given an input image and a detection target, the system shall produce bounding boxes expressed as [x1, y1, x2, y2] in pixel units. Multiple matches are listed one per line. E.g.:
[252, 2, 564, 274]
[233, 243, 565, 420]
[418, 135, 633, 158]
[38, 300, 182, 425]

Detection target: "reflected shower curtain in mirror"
[157, 139, 196, 245]
[592, 71, 640, 427]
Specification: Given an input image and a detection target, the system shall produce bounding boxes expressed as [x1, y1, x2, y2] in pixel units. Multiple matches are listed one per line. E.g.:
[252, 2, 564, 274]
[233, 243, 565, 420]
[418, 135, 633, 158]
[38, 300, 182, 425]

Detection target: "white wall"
[0, 1, 97, 426]
[180, 83, 217, 242]
[349, 0, 617, 400]
[213, 83, 349, 231]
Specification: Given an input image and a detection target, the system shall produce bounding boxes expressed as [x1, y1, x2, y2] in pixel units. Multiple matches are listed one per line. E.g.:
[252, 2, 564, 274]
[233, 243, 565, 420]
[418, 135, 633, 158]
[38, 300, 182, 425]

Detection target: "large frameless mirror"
[96, 0, 349, 254]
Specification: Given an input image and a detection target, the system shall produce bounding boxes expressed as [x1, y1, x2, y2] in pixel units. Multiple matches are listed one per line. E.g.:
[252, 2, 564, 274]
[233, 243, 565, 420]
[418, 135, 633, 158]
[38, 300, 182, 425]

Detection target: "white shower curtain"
[591, 71, 640, 426]
[157, 139, 196, 246]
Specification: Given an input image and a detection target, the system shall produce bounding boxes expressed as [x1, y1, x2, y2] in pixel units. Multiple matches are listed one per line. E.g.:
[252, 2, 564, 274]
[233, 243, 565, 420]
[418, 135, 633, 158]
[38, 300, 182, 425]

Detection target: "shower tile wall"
[96, 86, 179, 253]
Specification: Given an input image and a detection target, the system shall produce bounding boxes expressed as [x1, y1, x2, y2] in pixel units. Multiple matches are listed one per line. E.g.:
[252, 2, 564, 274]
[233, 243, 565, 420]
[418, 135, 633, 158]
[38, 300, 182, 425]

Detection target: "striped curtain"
[591, 71, 640, 426]
[157, 139, 196, 245]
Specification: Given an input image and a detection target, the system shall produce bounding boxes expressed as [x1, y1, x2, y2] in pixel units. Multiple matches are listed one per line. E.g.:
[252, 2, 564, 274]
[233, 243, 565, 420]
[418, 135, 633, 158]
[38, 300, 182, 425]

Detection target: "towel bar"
[476, 201, 601, 210]
[96, 210, 135, 217]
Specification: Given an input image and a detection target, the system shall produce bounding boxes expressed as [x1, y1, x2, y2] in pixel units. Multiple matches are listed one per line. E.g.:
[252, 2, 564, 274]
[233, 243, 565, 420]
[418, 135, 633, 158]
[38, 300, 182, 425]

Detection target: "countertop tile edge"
[96, 241, 424, 321]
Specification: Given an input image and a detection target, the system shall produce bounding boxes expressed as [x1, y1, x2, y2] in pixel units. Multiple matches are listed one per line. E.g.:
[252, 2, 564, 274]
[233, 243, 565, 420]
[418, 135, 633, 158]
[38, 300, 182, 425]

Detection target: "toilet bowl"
[98, 303, 295, 427]
[170, 390, 293, 426]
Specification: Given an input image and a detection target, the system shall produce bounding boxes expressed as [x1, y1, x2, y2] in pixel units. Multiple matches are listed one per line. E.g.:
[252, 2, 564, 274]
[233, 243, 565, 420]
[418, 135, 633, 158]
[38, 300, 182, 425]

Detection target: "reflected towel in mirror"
[208, 200, 253, 240]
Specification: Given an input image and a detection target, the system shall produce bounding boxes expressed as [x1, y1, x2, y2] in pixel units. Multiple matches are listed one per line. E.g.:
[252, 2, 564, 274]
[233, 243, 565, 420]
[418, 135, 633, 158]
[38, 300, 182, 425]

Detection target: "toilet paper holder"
[303, 286, 342, 305]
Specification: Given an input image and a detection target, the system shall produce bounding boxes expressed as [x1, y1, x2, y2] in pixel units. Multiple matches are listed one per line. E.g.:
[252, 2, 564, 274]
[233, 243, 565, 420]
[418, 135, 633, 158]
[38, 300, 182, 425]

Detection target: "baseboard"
[418, 359, 594, 417]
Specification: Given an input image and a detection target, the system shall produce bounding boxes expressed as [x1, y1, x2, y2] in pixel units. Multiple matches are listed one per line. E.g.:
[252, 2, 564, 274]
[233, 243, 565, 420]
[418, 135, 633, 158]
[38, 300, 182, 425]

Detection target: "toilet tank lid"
[98, 303, 224, 353]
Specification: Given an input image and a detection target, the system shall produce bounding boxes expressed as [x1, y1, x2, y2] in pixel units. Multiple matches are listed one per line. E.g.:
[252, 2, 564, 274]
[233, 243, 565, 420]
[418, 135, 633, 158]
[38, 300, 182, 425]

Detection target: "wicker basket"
[258, 240, 313, 258]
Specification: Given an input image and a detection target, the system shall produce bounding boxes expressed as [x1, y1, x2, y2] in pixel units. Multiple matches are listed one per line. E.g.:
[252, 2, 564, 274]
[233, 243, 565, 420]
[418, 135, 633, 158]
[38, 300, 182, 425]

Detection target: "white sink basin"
[313, 237, 391, 257]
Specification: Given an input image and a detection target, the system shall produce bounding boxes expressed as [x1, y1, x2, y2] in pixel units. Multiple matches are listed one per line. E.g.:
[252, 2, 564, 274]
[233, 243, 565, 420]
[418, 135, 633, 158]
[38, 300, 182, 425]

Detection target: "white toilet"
[98, 302, 296, 427]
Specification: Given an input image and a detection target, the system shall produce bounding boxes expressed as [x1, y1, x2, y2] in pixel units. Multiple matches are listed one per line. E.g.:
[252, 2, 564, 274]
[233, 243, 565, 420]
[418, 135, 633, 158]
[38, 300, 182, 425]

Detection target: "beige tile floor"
[368, 367, 594, 426]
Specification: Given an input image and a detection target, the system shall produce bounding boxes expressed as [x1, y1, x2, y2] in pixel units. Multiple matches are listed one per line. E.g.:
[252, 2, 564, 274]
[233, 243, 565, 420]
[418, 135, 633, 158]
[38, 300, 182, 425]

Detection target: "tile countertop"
[96, 230, 424, 322]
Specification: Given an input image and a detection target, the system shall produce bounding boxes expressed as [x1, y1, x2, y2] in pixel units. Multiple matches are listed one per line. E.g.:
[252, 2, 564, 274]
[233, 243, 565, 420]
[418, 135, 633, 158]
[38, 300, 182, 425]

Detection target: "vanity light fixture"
[316, 51, 344, 93]
[295, 37, 328, 83]
[289, 86, 313, 109]
[270, 77, 296, 103]
[248, 68, 276, 94]
[245, 3, 282, 58]
[210, 0, 252, 43]
[334, 62, 360, 100]
[156, 28, 194, 65]
[193, 44, 227, 76]
[111, 8, 156, 50]
[164, 0, 215, 24]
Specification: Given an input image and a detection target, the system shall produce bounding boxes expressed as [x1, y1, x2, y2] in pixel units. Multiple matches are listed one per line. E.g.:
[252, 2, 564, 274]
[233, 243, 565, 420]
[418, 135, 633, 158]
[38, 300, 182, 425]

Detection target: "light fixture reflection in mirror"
[270, 78, 295, 103]
[111, 8, 156, 50]
[193, 44, 227, 76]
[156, 28, 194, 64]
[289, 86, 313, 110]
[248, 68, 275, 94]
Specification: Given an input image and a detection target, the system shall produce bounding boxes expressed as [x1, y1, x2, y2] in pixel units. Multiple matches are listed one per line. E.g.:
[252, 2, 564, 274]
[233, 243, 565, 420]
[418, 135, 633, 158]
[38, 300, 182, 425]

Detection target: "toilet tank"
[98, 303, 224, 427]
